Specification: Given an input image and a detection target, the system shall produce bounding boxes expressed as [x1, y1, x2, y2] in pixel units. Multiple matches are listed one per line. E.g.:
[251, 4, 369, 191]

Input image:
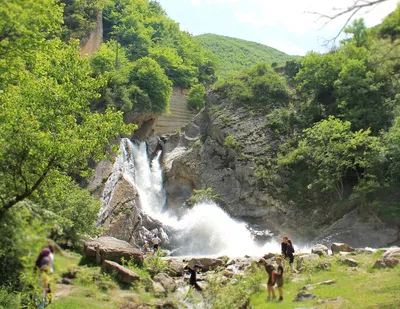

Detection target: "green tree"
[187, 84, 206, 111]
[279, 117, 384, 201]
[128, 57, 172, 114]
[0, 39, 132, 219]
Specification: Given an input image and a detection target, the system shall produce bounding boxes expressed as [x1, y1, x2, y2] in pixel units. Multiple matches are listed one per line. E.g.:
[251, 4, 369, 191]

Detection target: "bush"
[187, 84, 206, 111]
[187, 188, 221, 206]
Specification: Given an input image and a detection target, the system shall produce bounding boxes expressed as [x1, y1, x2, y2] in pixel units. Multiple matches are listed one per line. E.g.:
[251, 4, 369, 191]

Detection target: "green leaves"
[187, 84, 206, 111]
[0, 38, 132, 217]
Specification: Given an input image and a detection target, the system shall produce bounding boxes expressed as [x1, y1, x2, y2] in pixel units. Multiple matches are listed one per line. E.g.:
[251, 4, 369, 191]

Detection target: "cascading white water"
[102, 138, 280, 256]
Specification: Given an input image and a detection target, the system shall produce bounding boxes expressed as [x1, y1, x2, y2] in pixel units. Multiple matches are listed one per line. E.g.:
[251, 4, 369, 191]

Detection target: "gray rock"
[331, 243, 355, 255]
[317, 279, 336, 285]
[311, 244, 328, 256]
[153, 273, 177, 293]
[152, 280, 166, 297]
[164, 259, 185, 277]
[343, 258, 358, 267]
[101, 260, 140, 284]
[374, 257, 399, 269]
[294, 291, 316, 302]
[296, 254, 320, 270]
[84, 236, 143, 266]
[382, 248, 400, 259]
[187, 257, 224, 271]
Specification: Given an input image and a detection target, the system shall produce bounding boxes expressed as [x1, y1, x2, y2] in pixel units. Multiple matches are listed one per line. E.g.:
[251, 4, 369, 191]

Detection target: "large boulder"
[101, 260, 140, 284]
[296, 254, 320, 270]
[84, 237, 143, 266]
[331, 243, 355, 255]
[164, 259, 185, 277]
[374, 257, 399, 269]
[153, 273, 177, 293]
[382, 248, 400, 259]
[187, 257, 224, 271]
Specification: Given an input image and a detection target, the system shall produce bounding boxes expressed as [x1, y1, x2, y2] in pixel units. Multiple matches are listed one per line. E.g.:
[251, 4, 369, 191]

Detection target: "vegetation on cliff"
[195, 33, 300, 80]
[214, 6, 400, 225]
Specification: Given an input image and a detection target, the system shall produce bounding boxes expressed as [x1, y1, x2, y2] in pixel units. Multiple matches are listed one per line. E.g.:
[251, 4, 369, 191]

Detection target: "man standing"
[151, 234, 161, 256]
[281, 236, 295, 264]
[185, 264, 203, 291]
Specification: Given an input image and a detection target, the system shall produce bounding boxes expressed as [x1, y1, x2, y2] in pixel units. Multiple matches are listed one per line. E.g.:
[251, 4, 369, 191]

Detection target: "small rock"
[294, 291, 316, 302]
[331, 243, 355, 255]
[343, 258, 358, 267]
[311, 245, 328, 256]
[263, 253, 275, 260]
[301, 284, 315, 291]
[223, 270, 234, 278]
[317, 279, 336, 285]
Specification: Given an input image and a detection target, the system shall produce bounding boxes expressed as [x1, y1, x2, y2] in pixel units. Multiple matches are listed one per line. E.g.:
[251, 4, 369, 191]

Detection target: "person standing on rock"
[274, 257, 284, 302]
[185, 264, 203, 291]
[281, 236, 295, 264]
[151, 234, 161, 256]
[258, 258, 276, 301]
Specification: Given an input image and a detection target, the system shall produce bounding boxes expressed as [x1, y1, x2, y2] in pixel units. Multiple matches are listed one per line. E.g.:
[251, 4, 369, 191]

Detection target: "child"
[273, 257, 284, 302]
[151, 234, 161, 257]
[259, 258, 276, 301]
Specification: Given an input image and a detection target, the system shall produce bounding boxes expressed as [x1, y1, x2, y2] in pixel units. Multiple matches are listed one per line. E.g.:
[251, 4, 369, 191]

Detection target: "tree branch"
[0, 157, 56, 220]
[307, 0, 389, 48]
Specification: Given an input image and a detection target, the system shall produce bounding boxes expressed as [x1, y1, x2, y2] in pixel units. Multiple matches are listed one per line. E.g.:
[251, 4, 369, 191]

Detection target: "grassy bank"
[46, 250, 399, 309]
[250, 251, 400, 309]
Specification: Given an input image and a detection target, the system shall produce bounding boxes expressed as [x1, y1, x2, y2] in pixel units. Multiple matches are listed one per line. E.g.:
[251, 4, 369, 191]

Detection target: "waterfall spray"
[101, 138, 280, 256]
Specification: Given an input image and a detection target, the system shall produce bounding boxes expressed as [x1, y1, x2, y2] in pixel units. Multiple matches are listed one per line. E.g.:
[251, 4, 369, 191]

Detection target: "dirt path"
[53, 283, 77, 300]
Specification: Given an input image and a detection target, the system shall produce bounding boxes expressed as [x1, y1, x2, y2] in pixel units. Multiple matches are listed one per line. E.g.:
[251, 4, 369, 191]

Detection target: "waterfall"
[102, 138, 280, 256]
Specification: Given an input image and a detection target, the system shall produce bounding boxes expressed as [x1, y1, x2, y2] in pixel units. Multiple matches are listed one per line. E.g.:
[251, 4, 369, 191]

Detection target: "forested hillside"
[195, 33, 300, 79]
[214, 6, 400, 226]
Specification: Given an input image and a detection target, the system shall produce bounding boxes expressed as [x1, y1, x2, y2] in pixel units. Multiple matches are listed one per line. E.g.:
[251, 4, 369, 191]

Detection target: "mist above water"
[102, 138, 280, 256]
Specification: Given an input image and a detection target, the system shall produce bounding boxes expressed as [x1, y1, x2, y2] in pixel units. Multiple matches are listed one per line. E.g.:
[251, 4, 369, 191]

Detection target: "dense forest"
[215, 5, 400, 226]
[0, 0, 215, 306]
[195, 33, 300, 80]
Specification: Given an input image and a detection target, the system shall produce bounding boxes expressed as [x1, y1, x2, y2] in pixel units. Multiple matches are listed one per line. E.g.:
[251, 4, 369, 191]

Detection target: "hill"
[194, 33, 300, 79]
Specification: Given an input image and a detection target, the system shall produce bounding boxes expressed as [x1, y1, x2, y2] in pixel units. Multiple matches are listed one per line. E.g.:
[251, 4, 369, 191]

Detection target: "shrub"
[187, 84, 206, 111]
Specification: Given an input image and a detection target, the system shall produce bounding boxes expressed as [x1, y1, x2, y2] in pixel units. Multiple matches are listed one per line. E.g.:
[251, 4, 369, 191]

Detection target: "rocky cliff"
[161, 92, 400, 248]
[91, 91, 399, 249]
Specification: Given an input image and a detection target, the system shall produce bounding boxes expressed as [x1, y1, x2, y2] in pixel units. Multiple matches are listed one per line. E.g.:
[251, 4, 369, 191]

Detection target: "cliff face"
[162, 92, 400, 247]
[80, 10, 103, 56]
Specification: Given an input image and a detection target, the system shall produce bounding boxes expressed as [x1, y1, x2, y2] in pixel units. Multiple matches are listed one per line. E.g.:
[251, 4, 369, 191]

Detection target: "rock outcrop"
[84, 237, 143, 266]
[101, 260, 140, 284]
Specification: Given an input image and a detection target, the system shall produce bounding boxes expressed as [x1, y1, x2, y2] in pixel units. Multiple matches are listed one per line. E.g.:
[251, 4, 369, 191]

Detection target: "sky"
[156, 0, 399, 56]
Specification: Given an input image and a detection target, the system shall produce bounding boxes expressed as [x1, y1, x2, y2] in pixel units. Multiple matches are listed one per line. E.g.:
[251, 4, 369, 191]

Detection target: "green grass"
[250, 253, 400, 309]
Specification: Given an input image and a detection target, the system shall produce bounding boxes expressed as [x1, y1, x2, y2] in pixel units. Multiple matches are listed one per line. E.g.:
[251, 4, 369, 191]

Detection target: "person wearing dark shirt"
[185, 264, 202, 291]
[259, 258, 276, 301]
[274, 257, 284, 302]
[281, 236, 295, 264]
